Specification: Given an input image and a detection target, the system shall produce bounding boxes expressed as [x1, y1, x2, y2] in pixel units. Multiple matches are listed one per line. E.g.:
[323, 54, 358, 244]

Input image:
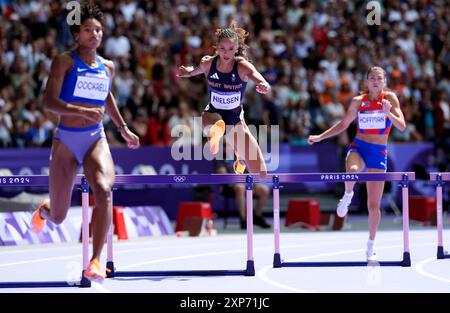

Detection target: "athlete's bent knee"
[52, 212, 68, 225]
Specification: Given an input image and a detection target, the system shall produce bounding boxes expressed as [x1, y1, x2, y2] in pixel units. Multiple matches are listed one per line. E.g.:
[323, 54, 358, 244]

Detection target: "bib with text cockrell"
[73, 72, 109, 101]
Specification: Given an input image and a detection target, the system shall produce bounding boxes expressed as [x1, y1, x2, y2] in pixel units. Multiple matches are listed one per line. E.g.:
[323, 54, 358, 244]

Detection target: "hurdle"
[0, 174, 258, 288]
[271, 172, 415, 267]
[105, 174, 256, 277]
[430, 172, 450, 259]
[0, 175, 91, 288]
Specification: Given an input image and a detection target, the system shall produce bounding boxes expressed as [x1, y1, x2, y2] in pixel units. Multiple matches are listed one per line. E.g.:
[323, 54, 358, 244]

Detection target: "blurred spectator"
[29, 0, 50, 40]
[146, 105, 171, 146]
[113, 67, 134, 107]
[338, 76, 353, 107]
[24, 110, 52, 147]
[288, 99, 312, 145]
[131, 107, 148, 145]
[169, 101, 202, 147]
[104, 24, 130, 59]
[0, 0, 446, 157]
[0, 100, 12, 147]
[435, 90, 450, 138]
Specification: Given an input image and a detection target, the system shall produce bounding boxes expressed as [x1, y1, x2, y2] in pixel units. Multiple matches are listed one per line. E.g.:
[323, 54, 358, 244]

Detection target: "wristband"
[117, 123, 128, 131]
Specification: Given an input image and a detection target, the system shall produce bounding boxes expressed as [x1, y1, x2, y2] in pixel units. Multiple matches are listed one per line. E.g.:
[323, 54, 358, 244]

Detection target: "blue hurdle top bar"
[0, 172, 415, 187]
[430, 172, 450, 181]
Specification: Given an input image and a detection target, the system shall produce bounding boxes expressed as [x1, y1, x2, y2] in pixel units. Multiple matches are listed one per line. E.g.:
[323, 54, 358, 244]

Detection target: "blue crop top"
[59, 51, 111, 106]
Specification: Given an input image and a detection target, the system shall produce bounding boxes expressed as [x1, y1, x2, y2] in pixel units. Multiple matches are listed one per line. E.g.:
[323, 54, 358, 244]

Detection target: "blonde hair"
[214, 20, 249, 60]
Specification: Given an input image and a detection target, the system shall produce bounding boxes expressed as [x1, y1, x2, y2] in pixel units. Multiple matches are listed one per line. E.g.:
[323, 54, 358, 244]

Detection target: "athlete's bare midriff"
[59, 102, 105, 127]
[355, 133, 389, 146]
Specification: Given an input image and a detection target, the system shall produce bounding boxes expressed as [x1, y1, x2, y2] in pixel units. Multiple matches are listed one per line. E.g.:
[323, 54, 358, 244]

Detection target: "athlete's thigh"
[83, 139, 115, 191]
[346, 151, 365, 172]
[366, 168, 385, 207]
[232, 121, 265, 173]
[202, 111, 222, 129]
[49, 140, 79, 216]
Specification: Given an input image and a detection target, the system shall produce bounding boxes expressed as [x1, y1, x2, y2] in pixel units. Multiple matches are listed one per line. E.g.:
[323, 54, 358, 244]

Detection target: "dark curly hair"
[69, 0, 104, 37]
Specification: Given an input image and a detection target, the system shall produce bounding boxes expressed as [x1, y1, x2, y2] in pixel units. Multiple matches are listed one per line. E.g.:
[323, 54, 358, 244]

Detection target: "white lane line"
[0, 230, 401, 256]
[92, 281, 112, 293]
[257, 242, 435, 293]
[0, 235, 372, 268]
[0, 233, 430, 269]
[0, 235, 265, 256]
[118, 249, 247, 270]
[0, 245, 80, 256]
[116, 237, 382, 270]
[257, 247, 369, 293]
[0, 240, 263, 267]
[0, 254, 80, 268]
[0, 233, 440, 293]
[415, 257, 450, 284]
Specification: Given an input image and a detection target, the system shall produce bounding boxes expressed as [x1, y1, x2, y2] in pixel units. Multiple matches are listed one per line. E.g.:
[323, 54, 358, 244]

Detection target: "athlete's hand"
[120, 127, 140, 149]
[201, 55, 214, 63]
[176, 66, 194, 78]
[83, 107, 104, 124]
[256, 82, 270, 94]
[307, 135, 322, 145]
[382, 99, 392, 114]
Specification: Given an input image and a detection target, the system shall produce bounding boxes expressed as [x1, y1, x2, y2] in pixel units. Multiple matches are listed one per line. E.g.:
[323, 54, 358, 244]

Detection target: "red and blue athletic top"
[356, 92, 392, 135]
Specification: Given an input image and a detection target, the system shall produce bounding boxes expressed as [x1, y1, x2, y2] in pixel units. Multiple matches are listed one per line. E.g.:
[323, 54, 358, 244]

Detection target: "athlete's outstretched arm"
[44, 54, 104, 124]
[239, 60, 271, 94]
[308, 96, 360, 144]
[104, 60, 140, 149]
[176, 55, 212, 78]
[383, 92, 406, 131]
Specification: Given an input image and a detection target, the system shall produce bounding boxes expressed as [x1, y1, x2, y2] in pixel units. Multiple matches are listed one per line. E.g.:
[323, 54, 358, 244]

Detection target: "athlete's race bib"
[73, 75, 109, 101]
[210, 91, 241, 109]
[358, 110, 386, 129]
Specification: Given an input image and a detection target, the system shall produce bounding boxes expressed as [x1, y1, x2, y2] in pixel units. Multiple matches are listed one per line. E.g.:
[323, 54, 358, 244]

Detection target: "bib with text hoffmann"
[73, 72, 109, 101]
[210, 91, 241, 110]
[358, 110, 386, 129]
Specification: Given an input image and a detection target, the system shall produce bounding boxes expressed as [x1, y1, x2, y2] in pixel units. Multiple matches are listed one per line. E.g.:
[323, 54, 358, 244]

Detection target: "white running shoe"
[366, 251, 378, 262]
[336, 191, 353, 218]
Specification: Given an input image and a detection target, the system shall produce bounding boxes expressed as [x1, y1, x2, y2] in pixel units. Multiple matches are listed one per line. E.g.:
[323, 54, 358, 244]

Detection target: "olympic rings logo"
[173, 176, 187, 183]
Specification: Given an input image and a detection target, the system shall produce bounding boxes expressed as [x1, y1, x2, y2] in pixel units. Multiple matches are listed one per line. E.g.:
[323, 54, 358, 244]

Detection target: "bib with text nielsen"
[210, 91, 241, 110]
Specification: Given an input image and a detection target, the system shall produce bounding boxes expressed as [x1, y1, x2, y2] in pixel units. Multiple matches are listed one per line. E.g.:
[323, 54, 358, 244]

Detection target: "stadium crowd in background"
[0, 0, 448, 172]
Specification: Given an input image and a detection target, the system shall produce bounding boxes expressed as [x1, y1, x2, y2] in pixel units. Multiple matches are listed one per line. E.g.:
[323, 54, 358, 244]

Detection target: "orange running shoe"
[83, 259, 106, 282]
[209, 120, 225, 155]
[31, 198, 50, 233]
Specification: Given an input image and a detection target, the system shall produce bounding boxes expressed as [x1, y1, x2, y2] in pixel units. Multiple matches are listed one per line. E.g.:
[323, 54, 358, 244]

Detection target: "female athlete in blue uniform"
[308, 66, 406, 261]
[30, 1, 140, 281]
[176, 21, 270, 179]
